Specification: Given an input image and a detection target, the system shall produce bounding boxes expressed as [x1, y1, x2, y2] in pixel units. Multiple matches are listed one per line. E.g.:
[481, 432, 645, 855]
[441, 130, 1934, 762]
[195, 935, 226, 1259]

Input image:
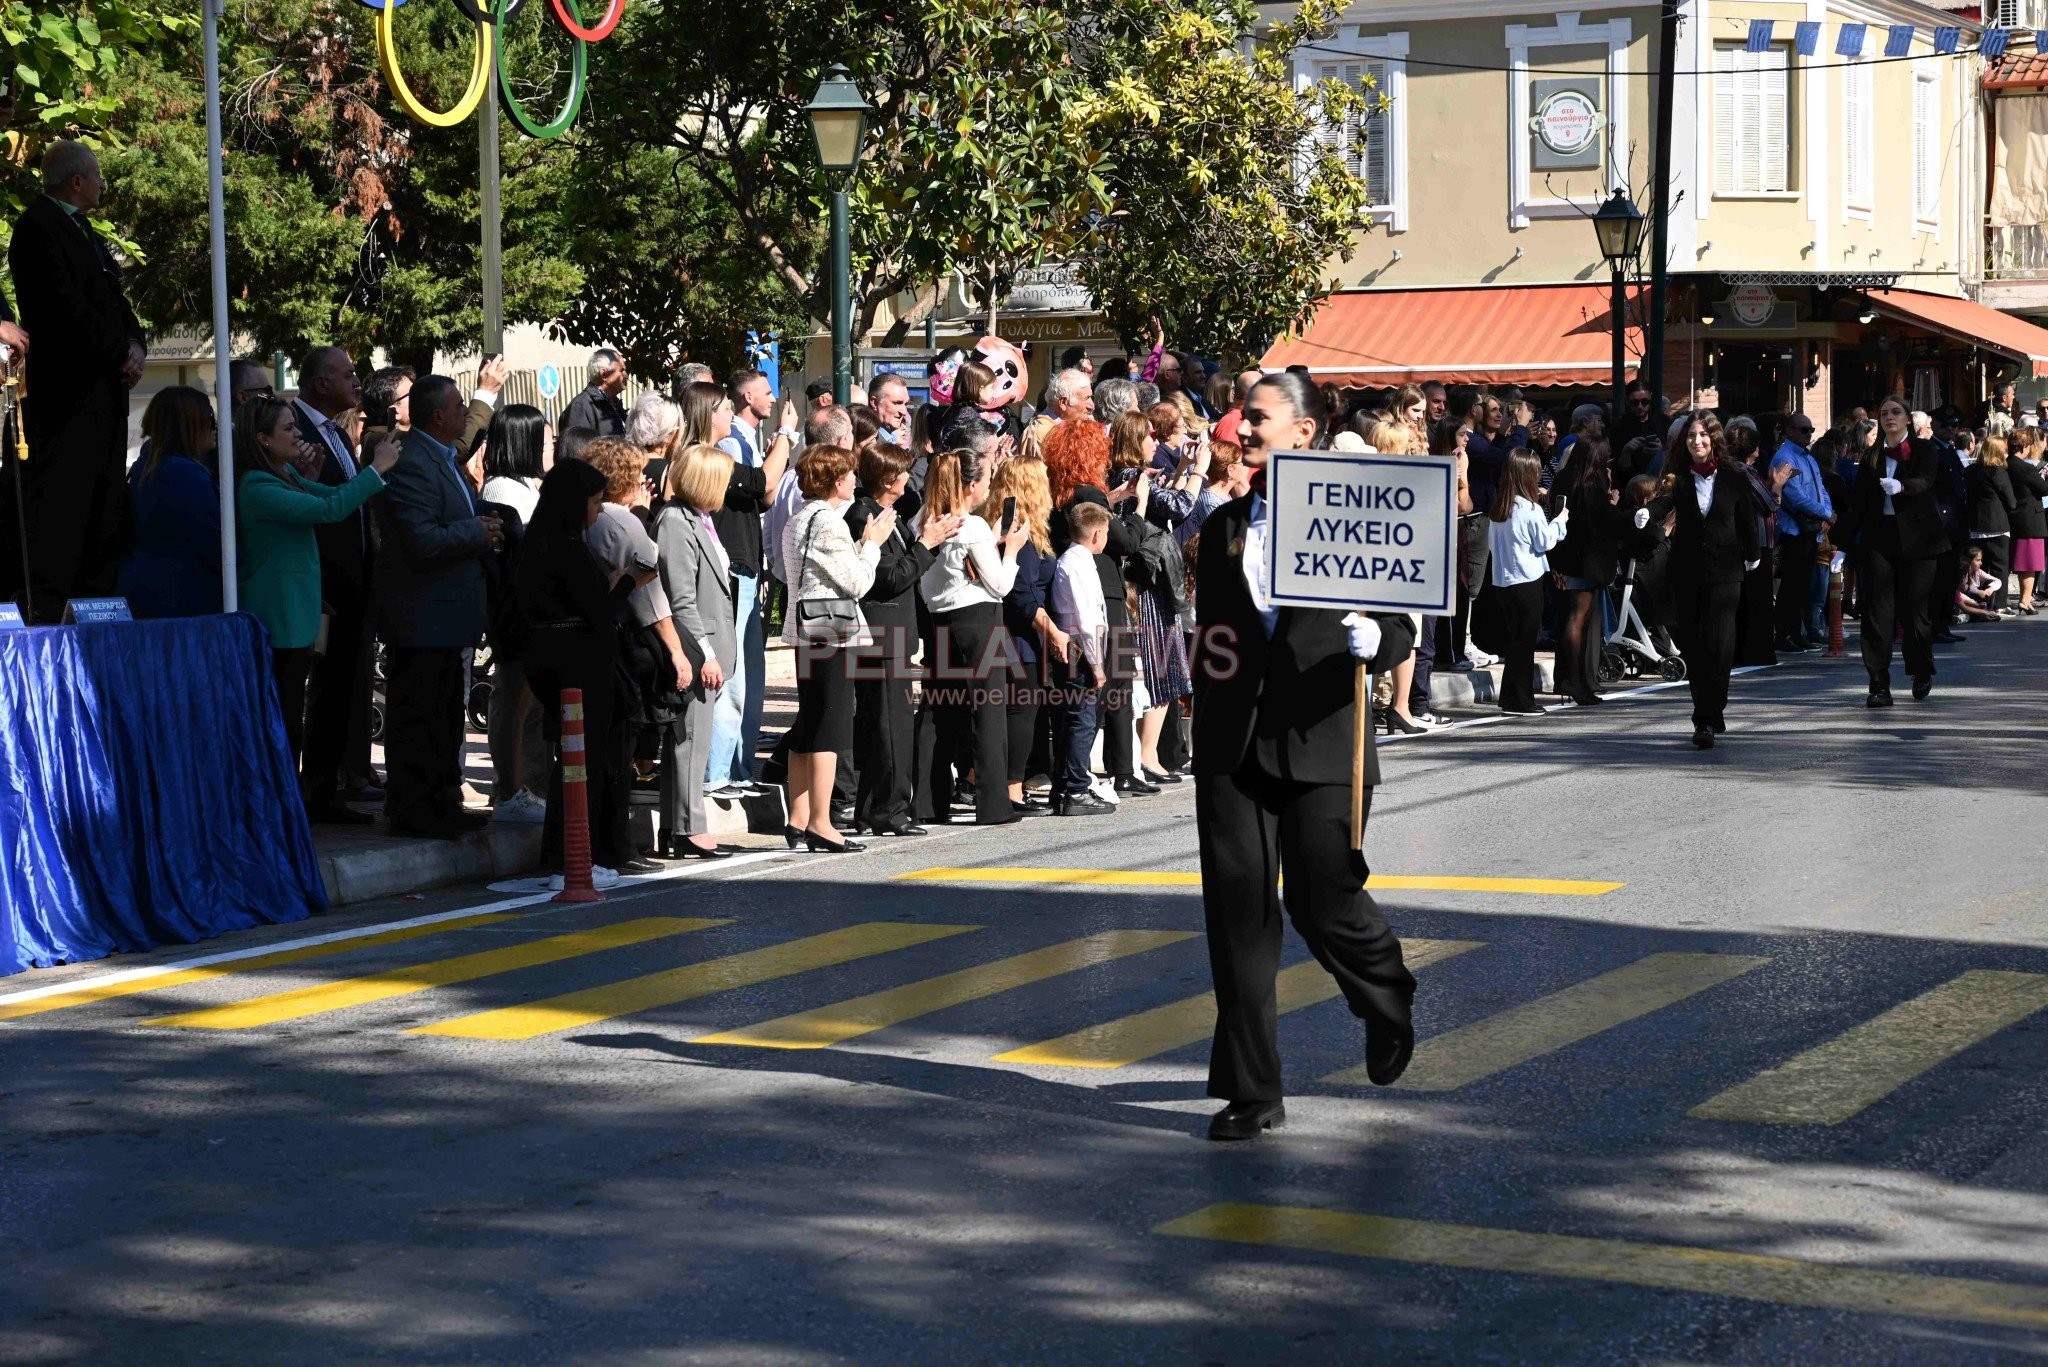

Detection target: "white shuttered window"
[1714, 45, 1791, 194]
[1844, 59, 1873, 211]
[1912, 73, 1940, 224]
[1318, 59, 1391, 210]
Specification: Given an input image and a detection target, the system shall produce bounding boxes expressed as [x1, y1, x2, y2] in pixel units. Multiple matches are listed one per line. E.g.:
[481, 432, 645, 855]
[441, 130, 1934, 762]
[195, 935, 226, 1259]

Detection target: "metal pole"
[830, 187, 852, 406]
[203, 0, 237, 613]
[480, 86, 504, 356]
[1611, 264, 1628, 418]
[1645, 0, 1679, 407]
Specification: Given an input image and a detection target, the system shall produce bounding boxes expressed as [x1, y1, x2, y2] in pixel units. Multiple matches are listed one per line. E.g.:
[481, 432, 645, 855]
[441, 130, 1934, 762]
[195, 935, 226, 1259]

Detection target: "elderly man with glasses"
[1768, 412, 1833, 651]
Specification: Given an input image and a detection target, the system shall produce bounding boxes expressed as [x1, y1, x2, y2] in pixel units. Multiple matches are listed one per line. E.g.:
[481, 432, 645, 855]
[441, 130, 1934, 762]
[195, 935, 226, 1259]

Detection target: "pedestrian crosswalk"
[7, 896, 2046, 1130]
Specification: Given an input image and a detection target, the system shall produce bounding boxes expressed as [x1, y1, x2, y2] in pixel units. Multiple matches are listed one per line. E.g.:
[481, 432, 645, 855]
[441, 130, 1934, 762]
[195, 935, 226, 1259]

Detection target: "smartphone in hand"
[999, 495, 1018, 537]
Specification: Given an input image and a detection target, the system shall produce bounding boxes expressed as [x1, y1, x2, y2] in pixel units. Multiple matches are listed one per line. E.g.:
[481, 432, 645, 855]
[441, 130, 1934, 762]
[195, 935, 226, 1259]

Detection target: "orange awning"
[1869, 288, 2048, 378]
[1260, 284, 1641, 388]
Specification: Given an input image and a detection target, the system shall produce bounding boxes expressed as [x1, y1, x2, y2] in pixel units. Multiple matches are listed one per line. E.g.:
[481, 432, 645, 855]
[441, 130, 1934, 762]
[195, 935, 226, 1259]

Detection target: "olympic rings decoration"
[369, 0, 622, 139]
[495, 0, 586, 139]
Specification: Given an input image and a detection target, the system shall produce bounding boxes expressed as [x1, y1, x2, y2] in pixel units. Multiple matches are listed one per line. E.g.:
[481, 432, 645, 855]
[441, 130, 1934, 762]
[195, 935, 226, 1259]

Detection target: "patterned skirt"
[1138, 590, 1191, 703]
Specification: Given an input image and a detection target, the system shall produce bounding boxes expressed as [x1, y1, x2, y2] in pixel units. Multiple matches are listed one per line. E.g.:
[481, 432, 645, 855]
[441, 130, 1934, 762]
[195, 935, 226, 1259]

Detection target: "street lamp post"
[1592, 189, 1648, 418]
[806, 65, 873, 407]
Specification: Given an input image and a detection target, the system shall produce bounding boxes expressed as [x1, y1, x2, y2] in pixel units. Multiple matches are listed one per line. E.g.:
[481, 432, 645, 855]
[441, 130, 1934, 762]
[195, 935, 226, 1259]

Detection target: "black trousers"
[302, 581, 370, 802]
[1196, 765, 1414, 1103]
[853, 643, 917, 831]
[384, 646, 467, 829]
[4, 375, 127, 622]
[1410, 615, 1445, 714]
[1671, 578, 1740, 729]
[1496, 579, 1545, 711]
[272, 646, 314, 774]
[1929, 546, 1964, 626]
[1859, 520, 1936, 685]
[1005, 689, 1039, 785]
[929, 603, 1011, 823]
[526, 628, 630, 869]
[1776, 534, 1818, 644]
[1975, 538, 2011, 610]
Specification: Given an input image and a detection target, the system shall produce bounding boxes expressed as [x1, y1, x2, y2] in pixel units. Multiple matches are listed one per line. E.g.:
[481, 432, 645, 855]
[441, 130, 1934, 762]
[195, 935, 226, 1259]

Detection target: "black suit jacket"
[1191, 495, 1410, 789]
[1964, 462, 2018, 539]
[7, 194, 142, 419]
[292, 401, 372, 599]
[1837, 438, 1949, 561]
[2009, 458, 2048, 541]
[1659, 466, 1762, 589]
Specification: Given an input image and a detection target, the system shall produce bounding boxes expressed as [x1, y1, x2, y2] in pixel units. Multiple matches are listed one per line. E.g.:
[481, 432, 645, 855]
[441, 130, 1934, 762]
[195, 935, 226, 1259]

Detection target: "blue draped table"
[0, 613, 326, 976]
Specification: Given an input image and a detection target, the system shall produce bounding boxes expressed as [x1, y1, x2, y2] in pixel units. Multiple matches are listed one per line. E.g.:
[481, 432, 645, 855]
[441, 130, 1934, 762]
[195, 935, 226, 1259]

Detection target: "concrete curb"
[319, 825, 543, 907]
[1427, 659, 1553, 709]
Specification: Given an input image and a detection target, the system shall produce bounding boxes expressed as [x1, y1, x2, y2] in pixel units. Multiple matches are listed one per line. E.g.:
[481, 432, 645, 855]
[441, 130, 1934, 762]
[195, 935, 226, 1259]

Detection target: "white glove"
[1744, 559, 1760, 571]
[1340, 612, 1381, 662]
[1633, 507, 1650, 529]
[1878, 477, 1902, 496]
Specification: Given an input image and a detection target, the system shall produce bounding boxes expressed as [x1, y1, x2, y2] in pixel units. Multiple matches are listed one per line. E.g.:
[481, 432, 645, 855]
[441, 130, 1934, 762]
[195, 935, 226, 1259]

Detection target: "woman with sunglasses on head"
[1833, 395, 1949, 705]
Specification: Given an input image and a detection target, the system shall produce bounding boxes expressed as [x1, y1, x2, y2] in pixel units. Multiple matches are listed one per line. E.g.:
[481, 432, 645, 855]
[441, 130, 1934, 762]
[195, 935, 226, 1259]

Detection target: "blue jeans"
[707, 571, 766, 783]
[1807, 562, 1829, 641]
[1059, 676, 1101, 796]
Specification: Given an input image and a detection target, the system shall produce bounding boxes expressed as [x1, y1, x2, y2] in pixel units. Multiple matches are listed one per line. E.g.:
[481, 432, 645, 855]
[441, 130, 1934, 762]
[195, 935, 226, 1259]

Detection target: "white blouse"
[918, 513, 1017, 612]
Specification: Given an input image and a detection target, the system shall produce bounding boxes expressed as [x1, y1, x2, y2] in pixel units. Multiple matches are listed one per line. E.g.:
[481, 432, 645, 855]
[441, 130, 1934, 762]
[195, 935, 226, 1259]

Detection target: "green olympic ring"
[494, 0, 587, 139]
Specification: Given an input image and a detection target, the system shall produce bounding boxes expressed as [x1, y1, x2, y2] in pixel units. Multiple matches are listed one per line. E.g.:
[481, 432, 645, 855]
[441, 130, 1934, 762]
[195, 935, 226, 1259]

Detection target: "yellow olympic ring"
[374, 0, 495, 129]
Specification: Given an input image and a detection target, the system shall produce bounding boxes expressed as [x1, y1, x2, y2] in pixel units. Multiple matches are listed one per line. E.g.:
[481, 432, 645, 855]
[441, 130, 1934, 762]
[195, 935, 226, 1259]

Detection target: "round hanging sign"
[1532, 89, 1599, 156]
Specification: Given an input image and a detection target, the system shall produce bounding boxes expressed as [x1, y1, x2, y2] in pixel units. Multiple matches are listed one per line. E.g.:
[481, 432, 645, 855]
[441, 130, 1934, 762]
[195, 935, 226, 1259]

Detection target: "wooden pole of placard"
[1349, 662, 1369, 853]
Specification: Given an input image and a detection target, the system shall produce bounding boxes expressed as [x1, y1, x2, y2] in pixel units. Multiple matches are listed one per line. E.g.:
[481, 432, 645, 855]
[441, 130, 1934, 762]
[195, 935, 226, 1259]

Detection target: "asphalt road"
[7, 623, 2048, 1365]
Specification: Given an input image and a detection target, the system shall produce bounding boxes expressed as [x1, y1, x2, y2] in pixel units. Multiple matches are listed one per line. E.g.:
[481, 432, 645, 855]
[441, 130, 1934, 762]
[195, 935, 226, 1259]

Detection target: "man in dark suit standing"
[558, 348, 627, 437]
[289, 346, 380, 824]
[373, 375, 504, 839]
[4, 140, 144, 621]
[1189, 373, 1418, 1143]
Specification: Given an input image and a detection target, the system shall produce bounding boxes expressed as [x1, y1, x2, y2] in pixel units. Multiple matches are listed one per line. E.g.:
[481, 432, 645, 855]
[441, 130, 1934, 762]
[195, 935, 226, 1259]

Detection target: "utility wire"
[1293, 35, 2022, 79]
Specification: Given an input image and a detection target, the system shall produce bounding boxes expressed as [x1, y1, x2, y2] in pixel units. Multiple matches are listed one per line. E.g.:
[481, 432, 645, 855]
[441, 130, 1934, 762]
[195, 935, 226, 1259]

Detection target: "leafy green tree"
[1073, 0, 1374, 364]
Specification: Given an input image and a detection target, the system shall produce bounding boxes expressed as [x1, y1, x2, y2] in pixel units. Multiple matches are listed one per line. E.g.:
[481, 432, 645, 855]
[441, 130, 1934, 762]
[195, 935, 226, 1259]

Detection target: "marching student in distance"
[1050, 500, 1115, 817]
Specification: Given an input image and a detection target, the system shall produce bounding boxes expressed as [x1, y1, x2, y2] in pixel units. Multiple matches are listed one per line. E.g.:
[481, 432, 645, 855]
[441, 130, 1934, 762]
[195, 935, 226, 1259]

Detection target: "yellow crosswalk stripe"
[1690, 969, 2048, 1125]
[1326, 951, 1769, 1090]
[994, 938, 1482, 1068]
[142, 918, 726, 1030]
[413, 922, 979, 1041]
[693, 930, 1197, 1050]
[0, 913, 519, 1023]
[1155, 1203, 2048, 1332]
[896, 867, 1622, 896]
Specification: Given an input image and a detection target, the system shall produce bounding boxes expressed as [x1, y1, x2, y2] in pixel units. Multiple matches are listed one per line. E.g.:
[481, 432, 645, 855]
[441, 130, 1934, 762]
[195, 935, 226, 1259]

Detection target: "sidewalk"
[312, 645, 803, 908]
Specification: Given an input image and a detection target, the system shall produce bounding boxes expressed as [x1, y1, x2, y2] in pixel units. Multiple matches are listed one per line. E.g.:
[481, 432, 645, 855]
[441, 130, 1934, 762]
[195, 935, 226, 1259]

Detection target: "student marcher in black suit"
[1835, 396, 1949, 706]
[1642, 412, 1760, 749]
[3, 141, 145, 620]
[1191, 373, 1418, 1143]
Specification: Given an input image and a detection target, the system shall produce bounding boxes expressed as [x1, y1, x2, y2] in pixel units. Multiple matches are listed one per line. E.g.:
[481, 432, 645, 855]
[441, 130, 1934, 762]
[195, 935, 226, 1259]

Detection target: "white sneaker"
[1467, 650, 1501, 668]
[1088, 776, 1121, 805]
[495, 790, 547, 824]
[546, 865, 620, 891]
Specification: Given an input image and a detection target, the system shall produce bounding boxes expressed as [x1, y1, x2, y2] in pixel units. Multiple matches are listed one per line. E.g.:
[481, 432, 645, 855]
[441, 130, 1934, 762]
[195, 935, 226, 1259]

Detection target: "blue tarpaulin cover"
[0, 614, 325, 976]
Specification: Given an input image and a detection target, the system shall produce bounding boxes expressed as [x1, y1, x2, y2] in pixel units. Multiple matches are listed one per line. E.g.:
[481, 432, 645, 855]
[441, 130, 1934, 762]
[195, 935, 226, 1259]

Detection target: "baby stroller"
[1600, 555, 1685, 683]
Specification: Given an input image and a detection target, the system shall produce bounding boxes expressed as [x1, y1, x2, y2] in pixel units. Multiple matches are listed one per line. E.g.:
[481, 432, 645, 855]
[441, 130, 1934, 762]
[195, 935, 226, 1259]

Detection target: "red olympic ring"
[545, 0, 625, 41]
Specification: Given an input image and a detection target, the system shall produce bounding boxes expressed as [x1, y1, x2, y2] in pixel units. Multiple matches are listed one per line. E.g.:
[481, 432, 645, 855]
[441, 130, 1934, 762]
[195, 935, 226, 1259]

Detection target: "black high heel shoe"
[1385, 711, 1427, 735]
[803, 830, 866, 854]
[783, 825, 804, 849]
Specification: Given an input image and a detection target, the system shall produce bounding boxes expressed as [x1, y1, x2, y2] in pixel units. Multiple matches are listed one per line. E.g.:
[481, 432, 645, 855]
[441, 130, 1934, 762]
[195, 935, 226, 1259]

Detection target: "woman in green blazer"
[234, 394, 400, 767]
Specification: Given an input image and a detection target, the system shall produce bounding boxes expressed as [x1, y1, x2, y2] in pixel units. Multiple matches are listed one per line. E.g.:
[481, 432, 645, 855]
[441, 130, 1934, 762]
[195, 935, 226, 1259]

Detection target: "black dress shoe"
[975, 811, 1024, 827]
[1364, 1020, 1416, 1086]
[1052, 792, 1115, 817]
[1691, 727, 1715, 749]
[664, 837, 731, 860]
[1013, 800, 1053, 819]
[1207, 1099, 1286, 1142]
[1867, 688, 1893, 708]
[1932, 630, 1962, 644]
[305, 803, 375, 826]
[802, 830, 866, 853]
[617, 857, 662, 875]
[1113, 775, 1160, 797]
[831, 805, 857, 828]
[1912, 674, 1933, 701]
[1712, 721, 1727, 735]
[873, 820, 928, 837]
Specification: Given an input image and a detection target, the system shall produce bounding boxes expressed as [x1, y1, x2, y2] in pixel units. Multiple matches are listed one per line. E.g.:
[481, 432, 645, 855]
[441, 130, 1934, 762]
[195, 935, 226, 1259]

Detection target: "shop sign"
[1730, 283, 1778, 326]
[1005, 263, 1094, 313]
[1529, 76, 1604, 171]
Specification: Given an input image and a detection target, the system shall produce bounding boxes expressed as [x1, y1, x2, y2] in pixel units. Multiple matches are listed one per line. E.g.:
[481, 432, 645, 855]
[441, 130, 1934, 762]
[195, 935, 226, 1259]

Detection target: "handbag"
[792, 510, 862, 647]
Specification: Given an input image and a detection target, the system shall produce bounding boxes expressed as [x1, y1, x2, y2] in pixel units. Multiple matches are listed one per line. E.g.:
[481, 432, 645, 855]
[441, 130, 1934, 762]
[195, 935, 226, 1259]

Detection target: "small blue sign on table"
[62, 597, 133, 625]
[536, 363, 561, 402]
[0, 602, 24, 630]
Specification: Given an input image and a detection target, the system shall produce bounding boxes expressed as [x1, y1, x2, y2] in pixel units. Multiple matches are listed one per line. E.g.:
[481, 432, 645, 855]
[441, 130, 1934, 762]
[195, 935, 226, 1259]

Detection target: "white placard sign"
[1265, 449, 1458, 614]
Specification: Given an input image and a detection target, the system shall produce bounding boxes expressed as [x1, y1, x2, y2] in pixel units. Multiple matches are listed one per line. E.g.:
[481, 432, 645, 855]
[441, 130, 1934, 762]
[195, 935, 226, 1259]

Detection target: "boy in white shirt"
[1050, 502, 1115, 816]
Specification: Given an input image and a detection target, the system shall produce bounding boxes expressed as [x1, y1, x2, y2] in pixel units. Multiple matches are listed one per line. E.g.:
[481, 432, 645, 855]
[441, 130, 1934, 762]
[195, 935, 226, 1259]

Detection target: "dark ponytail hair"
[1249, 372, 1329, 448]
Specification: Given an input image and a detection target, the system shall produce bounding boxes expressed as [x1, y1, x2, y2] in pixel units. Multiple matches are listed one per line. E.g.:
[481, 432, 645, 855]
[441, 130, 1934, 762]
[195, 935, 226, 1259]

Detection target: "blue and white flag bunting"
[1794, 21, 1822, 55]
[1982, 27, 2011, 58]
[1746, 19, 1774, 51]
[1932, 26, 1960, 54]
[1835, 23, 1866, 57]
[1885, 24, 1915, 56]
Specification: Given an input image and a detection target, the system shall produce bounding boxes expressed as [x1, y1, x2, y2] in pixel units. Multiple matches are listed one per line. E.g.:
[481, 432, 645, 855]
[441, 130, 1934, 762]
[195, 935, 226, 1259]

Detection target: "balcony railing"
[1987, 223, 2048, 280]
